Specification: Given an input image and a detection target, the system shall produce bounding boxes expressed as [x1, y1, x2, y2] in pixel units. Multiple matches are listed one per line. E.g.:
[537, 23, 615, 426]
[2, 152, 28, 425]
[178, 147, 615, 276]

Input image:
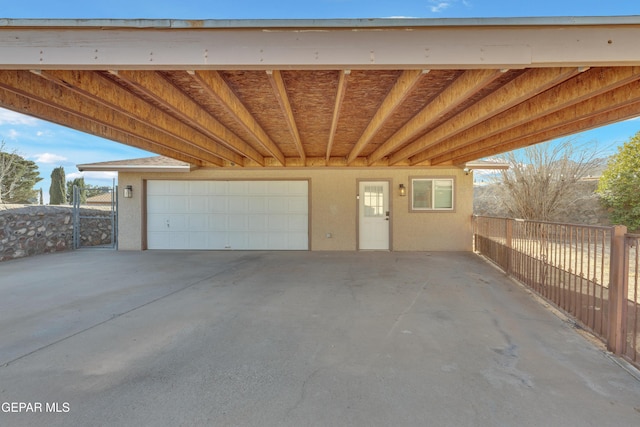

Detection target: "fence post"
[505, 219, 513, 276]
[607, 225, 628, 354]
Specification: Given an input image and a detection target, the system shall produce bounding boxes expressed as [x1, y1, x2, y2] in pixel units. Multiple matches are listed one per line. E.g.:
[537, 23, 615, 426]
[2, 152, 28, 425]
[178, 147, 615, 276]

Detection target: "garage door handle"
[166, 219, 170, 228]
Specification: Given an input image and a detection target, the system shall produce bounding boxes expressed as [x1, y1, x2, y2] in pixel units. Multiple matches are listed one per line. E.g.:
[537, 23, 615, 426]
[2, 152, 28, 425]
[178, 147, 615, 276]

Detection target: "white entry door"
[358, 181, 390, 250]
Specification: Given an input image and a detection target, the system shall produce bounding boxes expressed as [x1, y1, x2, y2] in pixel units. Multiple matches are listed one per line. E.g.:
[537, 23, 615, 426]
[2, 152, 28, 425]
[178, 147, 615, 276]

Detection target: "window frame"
[409, 176, 456, 213]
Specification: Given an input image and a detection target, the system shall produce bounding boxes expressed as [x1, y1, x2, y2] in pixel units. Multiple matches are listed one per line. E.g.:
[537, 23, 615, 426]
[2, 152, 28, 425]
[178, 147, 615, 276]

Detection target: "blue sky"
[1, 0, 639, 202]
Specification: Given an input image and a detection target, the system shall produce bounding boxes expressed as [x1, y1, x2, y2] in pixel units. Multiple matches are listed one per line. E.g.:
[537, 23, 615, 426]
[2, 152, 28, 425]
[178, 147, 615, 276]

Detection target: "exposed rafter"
[267, 70, 306, 163]
[368, 69, 503, 166]
[412, 66, 640, 165]
[326, 70, 350, 162]
[435, 80, 640, 165]
[0, 70, 225, 166]
[189, 70, 284, 165]
[389, 67, 580, 165]
[347, 69, 426, 164]
[114, 70, 266, 166]
[38, 70, 245, 165]
[0, 87, 207, 166]
[451, 100, 640, 165]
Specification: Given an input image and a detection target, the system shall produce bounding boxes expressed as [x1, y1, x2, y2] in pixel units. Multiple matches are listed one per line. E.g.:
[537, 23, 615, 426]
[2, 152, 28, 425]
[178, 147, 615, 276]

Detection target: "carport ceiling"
[1, 17, 640, 168]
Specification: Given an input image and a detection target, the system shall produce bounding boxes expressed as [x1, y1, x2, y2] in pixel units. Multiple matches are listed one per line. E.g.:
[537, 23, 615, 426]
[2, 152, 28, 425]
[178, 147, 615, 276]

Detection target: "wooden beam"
[387, 67, 579, 165]
[326, 70, 350, 161]
[115, 70, 266, 166]
[267, 70, 306, 163]
[3, 23, 640, 70]
[368, 69, 502, 165]
[38, 70, 245, 166]
[411, 66, 640, 165]
[190, 70, 284, 165]
[434, 80, 640, 164]
[0, 70, 224, 166]
[449, 101, 640, 164]
[346, 69, 426, 164]
[0, 88, 208, 167]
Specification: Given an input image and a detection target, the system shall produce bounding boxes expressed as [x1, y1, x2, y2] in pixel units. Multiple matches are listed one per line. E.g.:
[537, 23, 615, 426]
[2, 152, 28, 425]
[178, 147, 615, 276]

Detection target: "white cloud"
[428, 0, 472, 13]
[0, 108, 39, 126]
[6, 129, 19, 139]
[33, 153, 68, 164]
[429, 1, 452, 12]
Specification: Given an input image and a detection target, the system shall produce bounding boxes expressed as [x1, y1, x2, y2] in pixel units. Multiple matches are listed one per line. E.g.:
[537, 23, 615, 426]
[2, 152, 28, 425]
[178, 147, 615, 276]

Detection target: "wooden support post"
[608, 225, 628, 354]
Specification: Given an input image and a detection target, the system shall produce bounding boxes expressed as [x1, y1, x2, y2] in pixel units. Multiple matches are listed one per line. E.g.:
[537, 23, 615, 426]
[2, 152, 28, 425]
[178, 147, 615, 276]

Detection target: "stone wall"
[0, 205, 114, 262]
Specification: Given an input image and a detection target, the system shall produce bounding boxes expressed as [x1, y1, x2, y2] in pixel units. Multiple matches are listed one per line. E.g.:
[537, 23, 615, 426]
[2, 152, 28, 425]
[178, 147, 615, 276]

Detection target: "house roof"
[1, 17, 640, 169]
[78, 156, 193, 172]
[85, 192, 114, 204]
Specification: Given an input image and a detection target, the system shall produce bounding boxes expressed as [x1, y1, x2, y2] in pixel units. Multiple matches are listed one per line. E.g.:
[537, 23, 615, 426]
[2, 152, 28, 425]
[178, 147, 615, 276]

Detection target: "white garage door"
[147, 180, 308, 250]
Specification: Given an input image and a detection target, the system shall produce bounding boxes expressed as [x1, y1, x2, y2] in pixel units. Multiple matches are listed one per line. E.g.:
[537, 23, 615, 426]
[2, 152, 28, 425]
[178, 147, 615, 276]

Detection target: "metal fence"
[473, 216, 638, 369]
[623, 234, 639, 366]
[72, 185, 118, 249]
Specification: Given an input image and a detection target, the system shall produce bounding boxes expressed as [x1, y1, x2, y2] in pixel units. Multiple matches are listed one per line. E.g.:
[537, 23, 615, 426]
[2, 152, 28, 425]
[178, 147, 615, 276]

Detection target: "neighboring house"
[2, 17, 640, 252]
[85, 192, 115, 206]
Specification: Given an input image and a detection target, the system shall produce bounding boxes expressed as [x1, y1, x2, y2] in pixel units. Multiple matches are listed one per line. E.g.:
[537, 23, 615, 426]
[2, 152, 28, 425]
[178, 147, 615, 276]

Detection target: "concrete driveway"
[1, 250, 639, 427]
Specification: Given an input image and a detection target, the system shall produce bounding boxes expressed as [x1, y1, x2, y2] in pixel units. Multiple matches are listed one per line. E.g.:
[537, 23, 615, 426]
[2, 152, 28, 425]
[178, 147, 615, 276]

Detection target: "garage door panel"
[188, 196, 209, 213]
[147, 195, 170, 212]
[168, 181, 189, 195]
[268, 181, 289, 195]
[210, 196, 228, 213]
[248, 215, 267, 231]
[248, 197, 266, 214]
[228, 196, 248, 213]
[168, 196, 189, 213]
[208, 214, 227, 231]
[228, 215, 248, 231]
[268, 215, 289, 231]
[147, 180, 308, 250]
[147, 232, 170, 248]
[248, 233, 268, 249]
[187, 215, 207, 231]
[228, 232, 249, 248]
[287, 181, 308, 195]
[228, 181, 249, 195]
[147, 214, 169, 232]
[209, 181, 227, 195]
[189, 181, 209, 195]
[208, 232, 227, 248]
[267, 197, 288, 214]
[288, 198, 308, 214]
[288, 215, 309, 231]
[248, 181, 268, 195]
[187, 232, 208, 249]
[168, 215, 187, 231]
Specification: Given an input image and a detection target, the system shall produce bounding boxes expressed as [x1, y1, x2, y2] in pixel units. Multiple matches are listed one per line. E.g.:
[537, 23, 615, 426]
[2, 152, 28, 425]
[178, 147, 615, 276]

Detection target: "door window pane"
[364, 185, 384, 217]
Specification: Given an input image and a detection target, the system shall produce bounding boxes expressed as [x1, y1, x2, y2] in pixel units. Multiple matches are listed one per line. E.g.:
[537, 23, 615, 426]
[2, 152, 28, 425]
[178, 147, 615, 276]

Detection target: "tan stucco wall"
[117, 167, 473, 251]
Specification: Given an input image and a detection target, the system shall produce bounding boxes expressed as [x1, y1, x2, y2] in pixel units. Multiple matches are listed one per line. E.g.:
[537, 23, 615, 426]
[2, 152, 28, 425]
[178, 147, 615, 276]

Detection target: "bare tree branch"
[487, 139, 607, 221]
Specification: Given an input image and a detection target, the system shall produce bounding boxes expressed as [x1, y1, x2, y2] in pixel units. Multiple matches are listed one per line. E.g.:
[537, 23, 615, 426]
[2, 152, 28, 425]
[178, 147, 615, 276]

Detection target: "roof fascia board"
[77, 164, 193, 172]
[2, 16, 640, 29]
[1, 18, 640, 69]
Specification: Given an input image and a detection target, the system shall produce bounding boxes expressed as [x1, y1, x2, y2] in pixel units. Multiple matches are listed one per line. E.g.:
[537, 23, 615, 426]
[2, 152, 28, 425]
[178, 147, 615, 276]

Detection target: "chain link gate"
[72, 182, 118, 249]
